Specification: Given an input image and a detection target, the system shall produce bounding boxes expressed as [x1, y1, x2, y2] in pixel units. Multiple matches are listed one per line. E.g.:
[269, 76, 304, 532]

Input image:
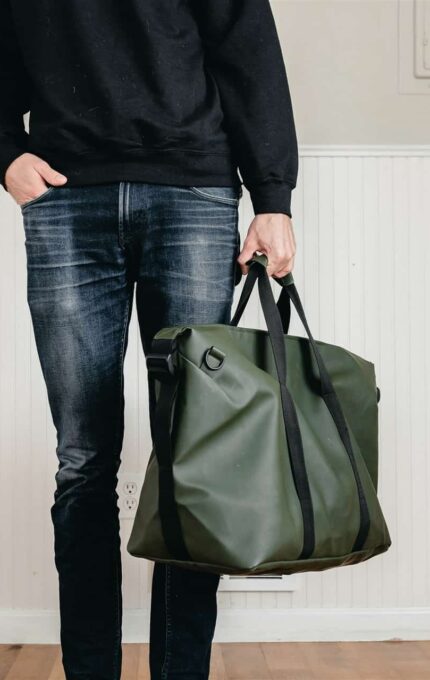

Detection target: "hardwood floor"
[0, 641, 429, 679]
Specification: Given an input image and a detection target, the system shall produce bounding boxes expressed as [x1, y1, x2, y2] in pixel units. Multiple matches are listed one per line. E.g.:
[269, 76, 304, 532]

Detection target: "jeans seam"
[160, 564, 173, 680]
[125, 181, 131, 225]
[188, 186, 239, 206]
[118, 182, 125, 249]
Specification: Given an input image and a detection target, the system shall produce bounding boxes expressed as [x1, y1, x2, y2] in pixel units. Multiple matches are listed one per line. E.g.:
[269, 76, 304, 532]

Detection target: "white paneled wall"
[0, 147, 429, 642]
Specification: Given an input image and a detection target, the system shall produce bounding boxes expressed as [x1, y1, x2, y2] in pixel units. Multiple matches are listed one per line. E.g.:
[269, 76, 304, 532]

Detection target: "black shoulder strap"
[146, 339, 191, 561]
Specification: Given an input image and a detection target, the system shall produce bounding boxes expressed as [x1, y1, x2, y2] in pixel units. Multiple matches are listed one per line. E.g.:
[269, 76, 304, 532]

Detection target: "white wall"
[274, 0, 430, 144]
[1, 0, 430, 643]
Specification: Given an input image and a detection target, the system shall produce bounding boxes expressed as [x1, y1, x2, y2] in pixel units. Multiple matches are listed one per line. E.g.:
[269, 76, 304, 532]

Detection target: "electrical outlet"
[117, 472, 145, 519]
[124, 481, 138, 495]
[124, 497, 137, 513]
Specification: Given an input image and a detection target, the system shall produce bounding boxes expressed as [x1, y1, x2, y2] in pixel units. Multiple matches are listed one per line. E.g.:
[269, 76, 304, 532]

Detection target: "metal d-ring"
[203, 346, 226, 371]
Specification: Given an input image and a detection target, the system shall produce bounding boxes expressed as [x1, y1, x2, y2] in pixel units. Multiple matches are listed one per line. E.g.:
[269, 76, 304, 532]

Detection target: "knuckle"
[35, 160, 49, 171]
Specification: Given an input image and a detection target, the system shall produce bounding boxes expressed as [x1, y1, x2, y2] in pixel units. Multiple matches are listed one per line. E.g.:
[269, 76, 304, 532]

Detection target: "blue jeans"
[21, 181, 242, 680]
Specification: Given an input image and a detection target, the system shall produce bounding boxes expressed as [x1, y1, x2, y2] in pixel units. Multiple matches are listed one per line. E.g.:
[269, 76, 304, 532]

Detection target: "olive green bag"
[127, 254, 391, 575]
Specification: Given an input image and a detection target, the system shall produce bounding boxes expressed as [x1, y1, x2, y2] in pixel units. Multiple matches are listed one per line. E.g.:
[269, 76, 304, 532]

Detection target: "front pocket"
[188, 186, 241, 206]
[20, 186, 55, 211]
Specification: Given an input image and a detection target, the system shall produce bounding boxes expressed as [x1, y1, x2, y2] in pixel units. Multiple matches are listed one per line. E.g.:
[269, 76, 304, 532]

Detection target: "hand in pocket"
[4, 152, 68, 206]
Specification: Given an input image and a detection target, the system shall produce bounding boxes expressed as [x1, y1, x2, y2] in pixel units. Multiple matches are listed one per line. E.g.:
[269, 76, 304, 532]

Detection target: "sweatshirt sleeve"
[194, 0, 298, 217]
[0, 0, 31, 190]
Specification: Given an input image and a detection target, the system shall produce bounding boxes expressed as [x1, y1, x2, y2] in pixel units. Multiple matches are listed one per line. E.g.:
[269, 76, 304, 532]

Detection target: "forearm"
[195, 0, 298, 217]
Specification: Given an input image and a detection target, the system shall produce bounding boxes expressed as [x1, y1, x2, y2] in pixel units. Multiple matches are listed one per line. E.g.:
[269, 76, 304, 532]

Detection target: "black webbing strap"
[255, 270, 315, 558]
[231, 259, 315, 558]
[280, 279, 371, 551]
[147, 338, 191, 561]
[232, 258, 370, 555]
[230, 262, 259, 327]
[230, 265, 291, 334]
[276, 287, 291, 334]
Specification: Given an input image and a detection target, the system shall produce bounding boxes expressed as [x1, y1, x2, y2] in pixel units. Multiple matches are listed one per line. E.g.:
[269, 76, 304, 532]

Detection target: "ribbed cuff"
[248, 182, 294, 218]
[0, 142, 27, 190]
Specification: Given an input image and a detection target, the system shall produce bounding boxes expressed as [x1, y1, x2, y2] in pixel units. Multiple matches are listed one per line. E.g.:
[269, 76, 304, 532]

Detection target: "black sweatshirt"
[0, 0, 298, 216]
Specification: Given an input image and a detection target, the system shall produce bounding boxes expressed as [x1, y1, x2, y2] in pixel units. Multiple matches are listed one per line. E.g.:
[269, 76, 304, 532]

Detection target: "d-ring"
[203, 346, 225, 371]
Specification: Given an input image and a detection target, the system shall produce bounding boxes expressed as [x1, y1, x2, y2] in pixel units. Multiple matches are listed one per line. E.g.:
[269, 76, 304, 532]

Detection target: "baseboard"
[1, 608, 429, 644]
[298, 144, 430, 156]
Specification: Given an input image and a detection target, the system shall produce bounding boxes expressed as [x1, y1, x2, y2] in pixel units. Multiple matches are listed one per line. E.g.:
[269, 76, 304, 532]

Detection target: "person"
[0, 0, 298, 678]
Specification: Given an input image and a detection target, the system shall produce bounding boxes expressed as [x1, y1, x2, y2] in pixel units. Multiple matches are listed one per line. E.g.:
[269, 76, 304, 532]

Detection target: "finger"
[237, 240, 258, 275]
[34, 159, 68, 186]
[273, 258, 295, 279]
[267, 258, 284, 278]
[16, 177, 51, 205]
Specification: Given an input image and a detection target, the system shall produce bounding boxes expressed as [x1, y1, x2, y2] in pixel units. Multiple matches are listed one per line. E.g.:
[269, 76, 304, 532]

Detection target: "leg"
[130, 182, 241, 680]
[22, 184, 133, 680]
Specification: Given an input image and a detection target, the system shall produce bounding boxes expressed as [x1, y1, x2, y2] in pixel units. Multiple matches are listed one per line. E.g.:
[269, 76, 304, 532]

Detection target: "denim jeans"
[21, 181, 242, 680]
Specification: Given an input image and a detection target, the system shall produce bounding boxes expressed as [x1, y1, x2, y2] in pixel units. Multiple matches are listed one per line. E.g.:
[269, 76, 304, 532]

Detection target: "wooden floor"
[1, 641, 430, 679]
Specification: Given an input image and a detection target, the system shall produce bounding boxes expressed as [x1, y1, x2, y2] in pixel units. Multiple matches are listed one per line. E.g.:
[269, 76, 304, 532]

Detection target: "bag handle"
[232, 254, 359, 401]
[231, 255, 315, 557]
[230, 256, 291, 334]
[230, 255, 370, 554]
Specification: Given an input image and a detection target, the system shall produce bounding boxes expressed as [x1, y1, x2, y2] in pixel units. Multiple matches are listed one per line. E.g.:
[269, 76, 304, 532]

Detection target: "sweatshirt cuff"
[248, 182, 294, 218]
[0, 142, 27, 190]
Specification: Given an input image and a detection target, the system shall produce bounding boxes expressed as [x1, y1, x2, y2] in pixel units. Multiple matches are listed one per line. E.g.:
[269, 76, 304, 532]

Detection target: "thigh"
[22, 184, 133, 456]
[133, 184, 241, 351]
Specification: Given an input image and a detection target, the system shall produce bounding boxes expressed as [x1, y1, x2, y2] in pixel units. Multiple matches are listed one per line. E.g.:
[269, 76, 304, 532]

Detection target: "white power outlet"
[117, 472, 145, 519]
[124, 496, 138, 513]
[124, 481, 138, 495]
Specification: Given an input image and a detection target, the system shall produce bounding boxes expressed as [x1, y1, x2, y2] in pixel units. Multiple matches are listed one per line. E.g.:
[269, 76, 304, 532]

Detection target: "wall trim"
[1, 608, 429, 644]
[298, 144, 430, 156]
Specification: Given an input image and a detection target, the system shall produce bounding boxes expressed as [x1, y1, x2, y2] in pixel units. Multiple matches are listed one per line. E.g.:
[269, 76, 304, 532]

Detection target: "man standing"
[0, 0, 298, 678]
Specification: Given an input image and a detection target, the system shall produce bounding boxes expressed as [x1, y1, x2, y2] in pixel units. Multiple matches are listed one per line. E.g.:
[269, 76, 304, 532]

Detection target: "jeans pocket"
[188, 185, 242, 206]
[20, 186, 55, 211]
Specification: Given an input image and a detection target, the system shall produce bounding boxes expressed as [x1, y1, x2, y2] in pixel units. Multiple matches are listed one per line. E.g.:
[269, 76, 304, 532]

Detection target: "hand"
[237, 213, 296, 278]
[5, 152, 68, 205]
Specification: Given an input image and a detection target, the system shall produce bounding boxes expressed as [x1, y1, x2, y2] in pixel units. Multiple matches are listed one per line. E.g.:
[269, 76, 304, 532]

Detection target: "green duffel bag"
[127, 254, 391, 575]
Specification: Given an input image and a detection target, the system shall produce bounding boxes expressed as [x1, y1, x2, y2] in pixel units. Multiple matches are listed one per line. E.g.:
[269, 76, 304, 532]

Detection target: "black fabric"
[253, 267, 315, 559]
[0, 0, 298, 216]
[229, 263, 260, 327]
[222, 261, 315, 558]
[233, 260, 370, 554]
[282, 280, 371, 551]
[276, 289, 291, 334]
[230, 267, 291, 334]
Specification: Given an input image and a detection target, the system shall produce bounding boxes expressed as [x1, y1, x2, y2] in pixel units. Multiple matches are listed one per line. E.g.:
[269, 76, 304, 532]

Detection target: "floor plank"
[209, 644, 228, 680]
[262, 642, 315, 680]
[221, 642, 272, 680]
[302, 642, 363, 679]
[0, 645, 23, 680]
[46, 649, 65, 680]
[0, 642, 429, 679]
[368, 640, 430, 680]
[3, 644, 58, 680]
[137, 644, 150, 680]
[122, 644, 140, 680]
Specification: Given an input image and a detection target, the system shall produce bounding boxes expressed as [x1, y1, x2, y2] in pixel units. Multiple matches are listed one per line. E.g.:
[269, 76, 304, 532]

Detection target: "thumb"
[35, 159, 68, 186]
